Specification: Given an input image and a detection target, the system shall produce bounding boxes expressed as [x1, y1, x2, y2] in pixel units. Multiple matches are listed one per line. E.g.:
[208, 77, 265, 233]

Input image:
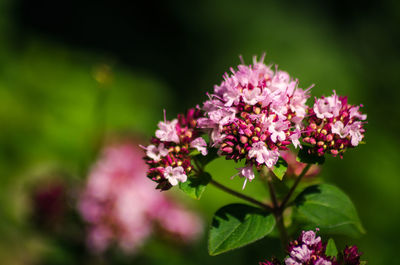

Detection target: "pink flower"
[267, 118, 289, 143]
[248, 142, 280, 168]
[79, 142, 203, 253]
[303, 91, 367, 157]
[142, 143, 169, 162]
[164, 166, 187, 186]
[232, 165, 255, 189]
[349, 105, 367, 120]
[347, 122, 364, 146]
[222, 85, 242, 107]
[242, 87, 264, 105]
[155, 119, 180, 143]
[190, 137, 208, 155]
[144, 109, 206, 190]
[290, 128, 302, 149]
[331, 121, 349, 138]
[301, 230, 321, 246]
[313, 91, 342, 119]
[290, 245, 312, 263]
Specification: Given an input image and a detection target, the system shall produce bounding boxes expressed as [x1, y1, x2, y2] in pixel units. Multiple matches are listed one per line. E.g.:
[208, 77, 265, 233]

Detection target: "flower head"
[303, 91, 367, 158]
[198, 55, 311, 186]
[259, 229, 366, 265]
[143, 108, 207, 190]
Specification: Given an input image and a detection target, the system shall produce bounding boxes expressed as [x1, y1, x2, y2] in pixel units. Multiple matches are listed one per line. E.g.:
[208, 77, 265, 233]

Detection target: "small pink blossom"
[248, 142, 279, 168]
[347, 122, 364, 146]
[331, 121, 349, 138]
[268, 119, 289, 143]
[222, 86, 241, 107]
[302, 230, 321, 246]
[164, 166, 187, 186]
[155, 119, 180, 143]
[190, 137, 208, 155]
[290, 128, 302, 149]
[270, 71, 291, 92]
[142, 143, 169, 162]
[242, 87, 264, 105]
[232, 165, 255, 190]
[290, 245, 312, 262]
[313, 92, 342, 119]
[349, 106, 367, 120]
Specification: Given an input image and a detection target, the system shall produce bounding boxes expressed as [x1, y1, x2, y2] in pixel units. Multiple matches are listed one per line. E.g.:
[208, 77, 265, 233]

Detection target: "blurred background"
[0, 0, 399, 264]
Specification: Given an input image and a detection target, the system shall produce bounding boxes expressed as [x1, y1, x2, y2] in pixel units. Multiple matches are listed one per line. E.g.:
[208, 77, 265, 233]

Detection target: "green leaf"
[179, 172, 211, 200]
[325, 238, 338, 258]
[296, 146, 325, 165]
[272, 157, 288, 180]
[293, 184, 365, 238]
[208, 203, 275, 256]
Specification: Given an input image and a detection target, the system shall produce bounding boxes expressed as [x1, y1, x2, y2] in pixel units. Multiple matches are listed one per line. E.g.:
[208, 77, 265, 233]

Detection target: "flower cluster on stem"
[303, 91, 367, 157]
[197, 55, 310, 186]
[260, 229, 365, 265]
[142, 108, 207, 190]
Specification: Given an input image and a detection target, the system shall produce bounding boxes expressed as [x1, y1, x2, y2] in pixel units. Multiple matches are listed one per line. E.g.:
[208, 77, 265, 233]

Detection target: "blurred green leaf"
[272, 157, 288, 181]
[293, 184, 365, 238]
[325, 238, 338, 258]
[208, 203, 275, 256]
[179, 172, 211, 200]
[296, 147, 325, 165]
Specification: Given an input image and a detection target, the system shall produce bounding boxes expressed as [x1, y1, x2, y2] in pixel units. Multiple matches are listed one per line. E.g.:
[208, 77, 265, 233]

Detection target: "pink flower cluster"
[143, 55, 367, 190]
[143, 109, 207, 190]
[78, 143, 203, 253]
[260, 229, 364, 265]
[198, 55, 310, 185]
[303, 91, 367, 157]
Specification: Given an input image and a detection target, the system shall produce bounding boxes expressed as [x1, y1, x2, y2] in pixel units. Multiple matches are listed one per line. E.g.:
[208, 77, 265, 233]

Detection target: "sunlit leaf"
[293, 184, 365, 238]
[208, 203, 275, 255]
[179, 172, 211, 200]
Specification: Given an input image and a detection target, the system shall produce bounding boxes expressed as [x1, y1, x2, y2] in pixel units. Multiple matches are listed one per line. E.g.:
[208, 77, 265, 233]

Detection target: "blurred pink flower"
[280, 150, 320, 178]
[78, 142, 203, 253]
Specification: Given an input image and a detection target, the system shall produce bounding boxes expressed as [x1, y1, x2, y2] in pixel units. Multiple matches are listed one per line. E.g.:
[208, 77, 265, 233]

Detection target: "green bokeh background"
[0, 0, 399, 264]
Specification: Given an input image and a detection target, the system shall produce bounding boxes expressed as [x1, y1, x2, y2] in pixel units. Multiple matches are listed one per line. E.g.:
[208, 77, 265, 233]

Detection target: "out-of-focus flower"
[261, 229, 366, 265]
[280, 150, 320, 178]
[79, 142, 203, 253]
[31, 180, 67, 229]
[303, 91, 367, 158]
[341, 246, 363, 265]
[198, 55, 311, 187]
[143, 108, 207, 190]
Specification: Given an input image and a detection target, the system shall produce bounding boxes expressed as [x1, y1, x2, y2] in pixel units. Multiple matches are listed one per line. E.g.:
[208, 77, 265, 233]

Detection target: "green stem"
[210, 179, 273, 212]
[265, 172, 288, 248]
[279, 163, 311, 210]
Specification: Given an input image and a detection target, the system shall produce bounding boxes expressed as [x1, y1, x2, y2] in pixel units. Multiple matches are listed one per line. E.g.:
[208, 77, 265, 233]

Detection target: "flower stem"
[265, 173, 289, 249]
[209, 179, 273, 212]
[279, 163, 311, 210]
